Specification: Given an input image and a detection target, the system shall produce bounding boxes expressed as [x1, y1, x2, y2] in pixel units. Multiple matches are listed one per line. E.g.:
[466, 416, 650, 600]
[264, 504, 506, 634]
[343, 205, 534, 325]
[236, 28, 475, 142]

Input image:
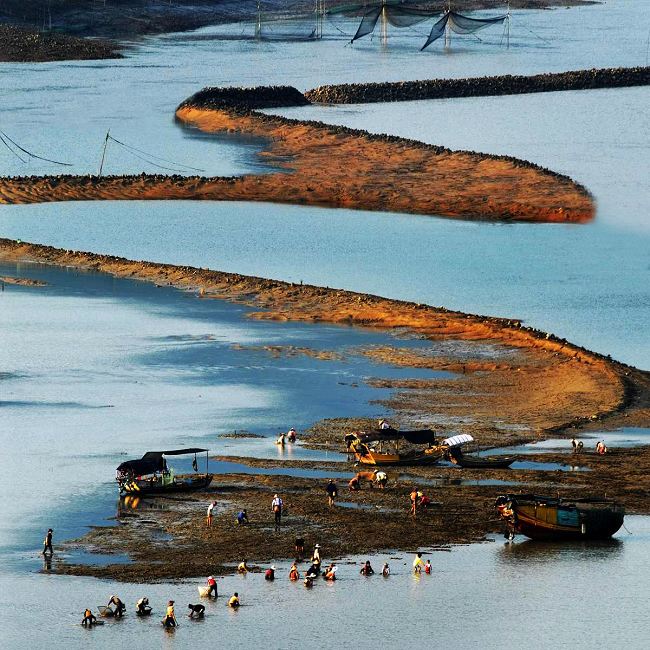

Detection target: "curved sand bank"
[5, 238, 647, 581]
[0, 80, 593, 222]
[2, 237, 647, 439]
[174, 85, 594, 223]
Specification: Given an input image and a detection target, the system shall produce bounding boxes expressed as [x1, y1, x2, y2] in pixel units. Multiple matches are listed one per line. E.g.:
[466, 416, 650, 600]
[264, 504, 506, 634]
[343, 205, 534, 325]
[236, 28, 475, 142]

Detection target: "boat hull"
[515, 505, 624, 540]
[498, 494, 625, 541]
[451, 455, 515, 469]
[355, 450, 442, 466]
[120, 474, 213, 496]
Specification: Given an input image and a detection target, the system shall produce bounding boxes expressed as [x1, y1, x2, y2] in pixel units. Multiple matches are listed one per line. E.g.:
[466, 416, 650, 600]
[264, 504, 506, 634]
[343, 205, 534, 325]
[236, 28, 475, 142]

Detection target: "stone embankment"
[305, 66, 650, 104]
[181, 85, 309, 110]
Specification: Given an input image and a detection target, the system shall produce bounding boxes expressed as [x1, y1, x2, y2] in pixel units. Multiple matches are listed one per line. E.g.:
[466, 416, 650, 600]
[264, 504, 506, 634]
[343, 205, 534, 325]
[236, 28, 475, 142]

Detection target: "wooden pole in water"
[380, 0, 388, 48]
[98, 129, 110, 177]
[256, 0, 262, 40]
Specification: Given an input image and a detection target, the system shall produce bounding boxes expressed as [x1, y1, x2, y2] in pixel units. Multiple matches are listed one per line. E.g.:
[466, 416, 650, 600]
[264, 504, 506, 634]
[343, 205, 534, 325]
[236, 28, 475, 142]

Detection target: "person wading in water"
[42, 528, 53, 555]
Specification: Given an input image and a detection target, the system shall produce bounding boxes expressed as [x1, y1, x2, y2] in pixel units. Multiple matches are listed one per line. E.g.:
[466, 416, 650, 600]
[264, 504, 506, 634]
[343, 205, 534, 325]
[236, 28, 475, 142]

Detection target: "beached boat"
[496, 493, 625, 541]
[447, 447, 515, 469]
[351, 429, 444, 466]
[116, 448, 213, 496]
[441, 434, 516, 469]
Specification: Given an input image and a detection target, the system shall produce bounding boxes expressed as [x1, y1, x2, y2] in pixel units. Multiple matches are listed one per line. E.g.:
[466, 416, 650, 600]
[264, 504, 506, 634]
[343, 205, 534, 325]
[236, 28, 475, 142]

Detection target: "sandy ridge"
[2, 237, 647, 436]
[0, 79, 594, 222]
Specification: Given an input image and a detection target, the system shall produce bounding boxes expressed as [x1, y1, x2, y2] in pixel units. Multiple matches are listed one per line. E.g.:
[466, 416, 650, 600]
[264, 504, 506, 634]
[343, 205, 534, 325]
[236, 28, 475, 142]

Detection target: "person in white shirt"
[206, 501, 216, 526]
[374, 470, 388, 489]
[271, 494, 283, 529]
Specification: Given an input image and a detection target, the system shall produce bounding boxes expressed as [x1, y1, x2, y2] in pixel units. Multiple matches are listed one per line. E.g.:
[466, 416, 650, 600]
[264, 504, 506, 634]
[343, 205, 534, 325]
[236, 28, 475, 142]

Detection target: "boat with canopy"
[116, 448, 213, 496]
[496, 494, 625, 541]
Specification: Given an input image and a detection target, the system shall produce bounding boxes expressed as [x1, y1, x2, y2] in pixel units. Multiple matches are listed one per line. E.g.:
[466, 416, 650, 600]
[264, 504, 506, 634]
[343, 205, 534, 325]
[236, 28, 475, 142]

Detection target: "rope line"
[0, 132, 28, 163]
[0, 129, 72, 166]
[106, 135, 205, 173]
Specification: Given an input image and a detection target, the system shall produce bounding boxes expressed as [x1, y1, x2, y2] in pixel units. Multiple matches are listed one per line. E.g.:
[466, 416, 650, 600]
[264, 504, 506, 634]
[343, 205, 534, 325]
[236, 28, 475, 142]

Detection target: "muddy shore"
[0, 24, 121, 62]
[55, 440, 650, 583]
[2, 239, 646, 581]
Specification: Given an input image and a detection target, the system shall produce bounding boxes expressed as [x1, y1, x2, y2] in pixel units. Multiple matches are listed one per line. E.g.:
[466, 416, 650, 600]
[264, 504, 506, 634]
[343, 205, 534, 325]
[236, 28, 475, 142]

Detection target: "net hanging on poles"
[421, 10, 507, 50]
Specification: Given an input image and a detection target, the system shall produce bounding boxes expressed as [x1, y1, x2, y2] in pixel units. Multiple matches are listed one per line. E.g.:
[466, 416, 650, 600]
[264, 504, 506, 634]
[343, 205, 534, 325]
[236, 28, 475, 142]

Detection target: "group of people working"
[82, 592, 241, 628]
[410, 488, 433, 515]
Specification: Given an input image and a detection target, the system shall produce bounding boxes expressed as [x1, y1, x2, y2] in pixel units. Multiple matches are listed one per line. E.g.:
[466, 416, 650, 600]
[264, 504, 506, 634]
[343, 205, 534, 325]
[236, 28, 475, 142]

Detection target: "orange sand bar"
[0, 84, 593, 223]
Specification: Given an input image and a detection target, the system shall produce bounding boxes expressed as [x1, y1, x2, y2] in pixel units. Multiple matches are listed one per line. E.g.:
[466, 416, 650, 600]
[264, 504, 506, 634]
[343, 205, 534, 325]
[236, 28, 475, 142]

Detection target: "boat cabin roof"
[358, 429, 437, 445]
[117, 448, 208, 475]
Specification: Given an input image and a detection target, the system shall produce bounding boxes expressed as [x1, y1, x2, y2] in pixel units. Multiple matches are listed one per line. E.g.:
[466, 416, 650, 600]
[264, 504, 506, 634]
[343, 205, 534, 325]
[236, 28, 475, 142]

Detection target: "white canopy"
[442, 434, 474, 448]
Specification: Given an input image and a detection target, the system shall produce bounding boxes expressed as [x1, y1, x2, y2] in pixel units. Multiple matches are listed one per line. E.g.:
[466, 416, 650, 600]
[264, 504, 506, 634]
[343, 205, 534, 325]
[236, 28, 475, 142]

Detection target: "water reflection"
[497, 537, 624, 565]
[118, 495, 171, 514]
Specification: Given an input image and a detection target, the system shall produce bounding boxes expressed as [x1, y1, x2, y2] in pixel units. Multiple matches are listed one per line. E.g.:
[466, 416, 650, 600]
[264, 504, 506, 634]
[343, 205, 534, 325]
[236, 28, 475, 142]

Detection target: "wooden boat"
[356, 447, 444, 466]
[116, 448, 213, 497]
[351, 429, 443, 466]
[448, 447, 515, 469]
[496, 493, 625, 541]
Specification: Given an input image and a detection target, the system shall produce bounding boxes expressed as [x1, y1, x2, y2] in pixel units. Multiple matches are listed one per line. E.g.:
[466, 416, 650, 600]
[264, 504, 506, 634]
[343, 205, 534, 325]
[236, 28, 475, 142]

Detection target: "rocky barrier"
[0, 24, 122, 62]
[304, 66, 650, 104]
[181, 85, 310, 110]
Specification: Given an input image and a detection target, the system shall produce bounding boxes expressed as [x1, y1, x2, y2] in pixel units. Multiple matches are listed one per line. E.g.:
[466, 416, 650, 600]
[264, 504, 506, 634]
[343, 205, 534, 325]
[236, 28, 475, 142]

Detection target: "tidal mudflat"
[1, 1, 649, 647]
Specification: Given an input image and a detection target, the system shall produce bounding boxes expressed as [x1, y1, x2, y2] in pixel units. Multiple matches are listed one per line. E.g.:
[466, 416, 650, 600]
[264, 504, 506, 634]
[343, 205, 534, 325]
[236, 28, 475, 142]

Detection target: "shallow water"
[3, 518, 649, 649]
[488, 427, 650, 455]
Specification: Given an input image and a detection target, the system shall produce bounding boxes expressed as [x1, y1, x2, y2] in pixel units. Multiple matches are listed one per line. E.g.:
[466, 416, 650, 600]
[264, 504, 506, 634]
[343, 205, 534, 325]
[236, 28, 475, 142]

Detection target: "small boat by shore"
[496, 493, 625, 541]
[350, 428, 443, 466]
[116, 448, 213, 496]
[447, 446, 515, 469]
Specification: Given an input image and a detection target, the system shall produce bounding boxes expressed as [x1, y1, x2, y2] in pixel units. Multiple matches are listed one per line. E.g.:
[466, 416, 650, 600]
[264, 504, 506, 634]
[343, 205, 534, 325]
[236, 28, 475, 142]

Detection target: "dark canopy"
[117, 448, 207, 476]
[358, 428, 437, 445]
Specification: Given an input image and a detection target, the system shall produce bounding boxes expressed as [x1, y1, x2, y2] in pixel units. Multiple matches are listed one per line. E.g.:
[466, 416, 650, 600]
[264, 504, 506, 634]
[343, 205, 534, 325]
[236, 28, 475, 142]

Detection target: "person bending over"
[188, 603, 205, 618]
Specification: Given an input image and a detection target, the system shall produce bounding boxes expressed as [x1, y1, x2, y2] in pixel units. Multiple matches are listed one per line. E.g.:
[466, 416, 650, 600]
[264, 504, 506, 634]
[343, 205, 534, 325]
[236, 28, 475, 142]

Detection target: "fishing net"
[351, 6, 382, 42]
[421, 10, 507, 50]
[385, 7, 439, 28]
[328, 1, 438, 41]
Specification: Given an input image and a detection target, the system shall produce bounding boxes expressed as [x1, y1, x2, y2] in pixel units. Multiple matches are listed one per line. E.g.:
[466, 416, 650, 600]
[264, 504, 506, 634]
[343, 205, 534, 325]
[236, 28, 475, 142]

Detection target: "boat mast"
[380, 0, 388, 47]
[506, 0, 511, 49]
